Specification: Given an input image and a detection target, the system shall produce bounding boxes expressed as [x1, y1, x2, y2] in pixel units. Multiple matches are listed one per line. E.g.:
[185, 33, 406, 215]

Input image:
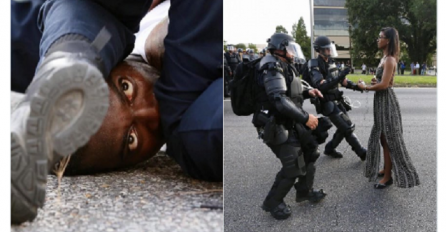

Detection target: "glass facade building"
[314, 0, 346, 7]
[314, 8, 349, 37]
[313, 0, 350, 59]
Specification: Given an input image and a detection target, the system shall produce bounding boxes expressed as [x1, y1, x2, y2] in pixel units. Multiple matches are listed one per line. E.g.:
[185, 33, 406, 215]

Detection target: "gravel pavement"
[11, 154, 223, 232]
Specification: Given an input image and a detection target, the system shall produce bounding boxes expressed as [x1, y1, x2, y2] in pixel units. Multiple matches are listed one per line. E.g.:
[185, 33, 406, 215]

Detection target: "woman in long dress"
[358, 27, 420, 189]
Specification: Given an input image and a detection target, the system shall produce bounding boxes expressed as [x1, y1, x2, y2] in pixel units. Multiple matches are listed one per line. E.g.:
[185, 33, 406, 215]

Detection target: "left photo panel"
[11, 0, 223, 231]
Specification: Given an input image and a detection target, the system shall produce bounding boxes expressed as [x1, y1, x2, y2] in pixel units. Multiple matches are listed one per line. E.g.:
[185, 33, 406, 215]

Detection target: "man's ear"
[144, 17, 168, 73]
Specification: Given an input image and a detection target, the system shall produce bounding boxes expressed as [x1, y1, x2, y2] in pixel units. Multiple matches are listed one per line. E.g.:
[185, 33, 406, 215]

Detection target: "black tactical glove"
[338, 67, 351, 80]
[345, 80, 363, 92]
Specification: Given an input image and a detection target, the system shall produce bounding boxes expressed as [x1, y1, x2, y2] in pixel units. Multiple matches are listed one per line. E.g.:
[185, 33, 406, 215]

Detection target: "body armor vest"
[228, 53, 239, 64]
[288, 71, 304, 107]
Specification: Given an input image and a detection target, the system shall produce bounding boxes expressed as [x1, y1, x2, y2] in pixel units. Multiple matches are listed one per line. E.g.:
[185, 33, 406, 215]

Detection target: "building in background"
[312, 0, 351, 63]
[311, 0, 436, 70]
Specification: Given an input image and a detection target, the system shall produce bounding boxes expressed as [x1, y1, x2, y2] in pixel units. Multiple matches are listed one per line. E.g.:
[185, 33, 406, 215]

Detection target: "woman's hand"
[370, 77, 377, 86]
[357, 80, 366, 90]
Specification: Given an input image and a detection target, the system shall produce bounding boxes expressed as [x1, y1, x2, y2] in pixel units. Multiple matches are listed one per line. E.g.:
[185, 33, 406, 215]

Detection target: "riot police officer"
[252, 33, 328, 220]
[223, 54, 232, 97]
[259, 49, 265, 58]
[224, 44, 241, 76]
[224, 45, 241, 97]
[304, 36, 366, 160]
[237, 48, 244, 61]
[242, 48, 251, 63]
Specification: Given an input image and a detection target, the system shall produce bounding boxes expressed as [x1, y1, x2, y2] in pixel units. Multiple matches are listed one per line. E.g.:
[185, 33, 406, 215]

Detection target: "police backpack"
[229, 58, 261, 116]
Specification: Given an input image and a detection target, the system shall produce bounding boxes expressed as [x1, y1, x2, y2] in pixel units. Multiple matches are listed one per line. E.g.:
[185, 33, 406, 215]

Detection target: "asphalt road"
[224, 88, 436, 232]
[12, 154, 223, 232]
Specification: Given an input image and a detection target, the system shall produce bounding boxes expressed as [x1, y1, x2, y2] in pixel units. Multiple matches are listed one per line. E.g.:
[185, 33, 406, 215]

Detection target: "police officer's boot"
[262, 198, 292, 220]
[261, 172, 294, 220]
[268, 203, 292, 220]
[345, 132, 367, 161]
[11, 31, 110, 224]
[324, 130, 344, 158]
[294, 163, 326, 203]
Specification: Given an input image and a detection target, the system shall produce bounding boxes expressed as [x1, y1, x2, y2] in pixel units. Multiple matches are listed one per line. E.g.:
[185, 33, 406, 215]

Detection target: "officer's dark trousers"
[154, 0, 223, 182]
[12, 0, 45, 93]
[263, 130, 316, 209]
[324, 102, 363, 154]
[12, 0, 152, 92]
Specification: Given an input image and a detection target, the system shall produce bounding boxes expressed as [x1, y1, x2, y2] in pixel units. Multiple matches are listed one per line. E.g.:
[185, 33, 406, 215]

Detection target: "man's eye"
[120, 79, 134, 101]
[128, 131, 138, 151]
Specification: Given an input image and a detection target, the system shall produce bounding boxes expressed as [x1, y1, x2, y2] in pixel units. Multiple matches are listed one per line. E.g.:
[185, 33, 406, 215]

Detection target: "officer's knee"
[306, 150, 320, 163]
[343, 124, 355, 137]
[281, 156, 305, 178]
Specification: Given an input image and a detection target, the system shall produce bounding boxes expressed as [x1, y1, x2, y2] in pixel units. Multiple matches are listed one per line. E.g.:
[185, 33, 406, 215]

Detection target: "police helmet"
[313, 36, 338, 58]
[266, 33, 305, 63]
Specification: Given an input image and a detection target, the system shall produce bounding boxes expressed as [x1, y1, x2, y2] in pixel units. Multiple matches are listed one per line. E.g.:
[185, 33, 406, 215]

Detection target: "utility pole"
[310, 0, 314, 59]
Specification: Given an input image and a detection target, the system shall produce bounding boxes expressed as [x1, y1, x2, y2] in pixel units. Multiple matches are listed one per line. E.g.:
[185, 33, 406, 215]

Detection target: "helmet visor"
[320, 42, 338, 58]
[227, 45, 234, 51]
[285, 42, 306, 63]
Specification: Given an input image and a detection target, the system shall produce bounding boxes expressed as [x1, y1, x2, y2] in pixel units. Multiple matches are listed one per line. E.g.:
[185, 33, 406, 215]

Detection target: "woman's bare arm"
[362, 57, 396, 91]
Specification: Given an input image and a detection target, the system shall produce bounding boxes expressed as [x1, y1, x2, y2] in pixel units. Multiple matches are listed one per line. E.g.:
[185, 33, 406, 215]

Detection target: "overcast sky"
[224, 0, 311, 45]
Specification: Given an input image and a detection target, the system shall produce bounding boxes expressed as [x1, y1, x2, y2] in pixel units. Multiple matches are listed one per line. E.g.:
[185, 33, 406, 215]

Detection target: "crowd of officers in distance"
[224, 44, 307, 97]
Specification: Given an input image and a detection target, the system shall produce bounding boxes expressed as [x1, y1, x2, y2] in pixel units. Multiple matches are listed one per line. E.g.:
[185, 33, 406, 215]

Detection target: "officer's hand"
[371, 77, 377, 86]
[308, 89, 323, 98]
[339, 67, 351, 79]
[306, 114, 318, 130]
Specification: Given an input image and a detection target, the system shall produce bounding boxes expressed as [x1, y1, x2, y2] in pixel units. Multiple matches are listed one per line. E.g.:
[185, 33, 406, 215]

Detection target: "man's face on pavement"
[65, 59, 164, 174]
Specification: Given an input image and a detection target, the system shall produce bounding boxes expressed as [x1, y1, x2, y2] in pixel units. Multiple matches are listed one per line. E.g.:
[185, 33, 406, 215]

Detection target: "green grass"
[346, 74, 437, 87]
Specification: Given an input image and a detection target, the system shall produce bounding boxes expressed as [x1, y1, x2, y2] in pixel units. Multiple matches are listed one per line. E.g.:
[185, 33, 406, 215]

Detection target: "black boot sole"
[324, 151, 343, 158]
[11, 58, 109, 224]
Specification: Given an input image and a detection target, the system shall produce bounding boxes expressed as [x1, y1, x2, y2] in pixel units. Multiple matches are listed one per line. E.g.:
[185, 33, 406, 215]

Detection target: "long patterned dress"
[363, 61, 420, 188]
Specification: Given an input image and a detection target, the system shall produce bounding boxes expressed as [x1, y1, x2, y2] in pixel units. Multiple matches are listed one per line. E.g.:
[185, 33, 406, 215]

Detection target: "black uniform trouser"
[263, 130, 318, 209]
[154, 0, 223, 182]
[324, 102, 364, 155]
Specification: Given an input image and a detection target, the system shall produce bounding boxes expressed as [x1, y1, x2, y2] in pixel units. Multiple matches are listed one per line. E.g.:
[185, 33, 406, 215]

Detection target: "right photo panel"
[224, 0, 437, 231]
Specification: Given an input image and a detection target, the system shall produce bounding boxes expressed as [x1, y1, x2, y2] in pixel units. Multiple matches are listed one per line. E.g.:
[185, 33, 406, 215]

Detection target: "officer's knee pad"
[329, 112, 354, 134]
[343, 123, 355, 136]
[279, 145, 306, 178]
[306, 150, 320, 163]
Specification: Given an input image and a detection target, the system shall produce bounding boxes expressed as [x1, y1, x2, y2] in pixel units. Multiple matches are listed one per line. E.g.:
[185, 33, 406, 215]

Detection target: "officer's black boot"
[294, 163, 326, 203]
[345, 132, 367, 161]
[262, 172, 294, 220]
[296, 188, 327, 203]
[11, 31, 110, 224]
[324, 130, 344, 158]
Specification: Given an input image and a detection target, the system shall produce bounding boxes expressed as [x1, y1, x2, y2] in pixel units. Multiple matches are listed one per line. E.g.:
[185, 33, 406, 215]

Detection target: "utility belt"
[317, 97, 351, 115]
[253, 111, 308, 145]
[253, 112, 288, 145]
